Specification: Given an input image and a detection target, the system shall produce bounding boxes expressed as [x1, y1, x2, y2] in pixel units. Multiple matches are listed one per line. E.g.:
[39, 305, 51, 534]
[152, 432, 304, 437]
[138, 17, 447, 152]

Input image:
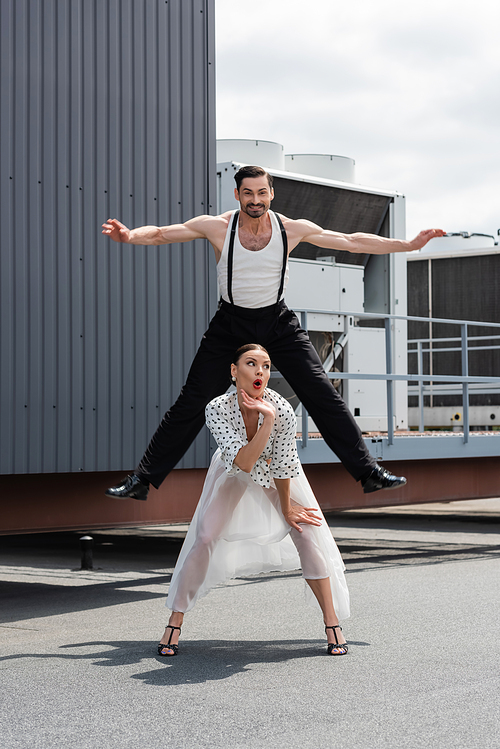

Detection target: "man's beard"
[241, 203, 267, 217]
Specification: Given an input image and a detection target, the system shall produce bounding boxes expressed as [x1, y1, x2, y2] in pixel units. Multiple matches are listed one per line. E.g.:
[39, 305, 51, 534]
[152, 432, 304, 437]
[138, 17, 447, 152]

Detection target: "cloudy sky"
[215, 0, 500, 240]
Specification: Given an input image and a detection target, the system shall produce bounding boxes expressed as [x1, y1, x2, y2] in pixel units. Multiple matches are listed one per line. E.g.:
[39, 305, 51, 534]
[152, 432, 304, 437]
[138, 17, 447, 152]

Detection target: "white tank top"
[217, 210, 289, 308]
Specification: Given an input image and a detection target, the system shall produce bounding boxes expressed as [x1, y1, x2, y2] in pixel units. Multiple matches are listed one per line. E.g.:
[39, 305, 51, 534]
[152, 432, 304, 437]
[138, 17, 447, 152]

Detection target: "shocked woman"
[158, 344, 349, 657]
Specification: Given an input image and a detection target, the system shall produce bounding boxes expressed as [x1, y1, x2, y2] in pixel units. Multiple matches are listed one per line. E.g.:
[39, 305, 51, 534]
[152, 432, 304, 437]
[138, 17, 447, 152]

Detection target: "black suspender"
[275, 213, 288, 303]
[227, 210, 288, 306]
[227, 210, 239, 306]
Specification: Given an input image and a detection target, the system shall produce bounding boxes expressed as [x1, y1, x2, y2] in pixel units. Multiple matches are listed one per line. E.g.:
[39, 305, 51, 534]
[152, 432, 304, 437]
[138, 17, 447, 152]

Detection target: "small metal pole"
[80, 535, 94, 570]
[417, 340, 424, 433]
[461, 324, 469, 443]
[385, 317, 394, 445]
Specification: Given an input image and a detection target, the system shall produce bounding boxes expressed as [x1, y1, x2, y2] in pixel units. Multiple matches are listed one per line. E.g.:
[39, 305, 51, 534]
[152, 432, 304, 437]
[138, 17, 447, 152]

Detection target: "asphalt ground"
[1, 499, 499, 749]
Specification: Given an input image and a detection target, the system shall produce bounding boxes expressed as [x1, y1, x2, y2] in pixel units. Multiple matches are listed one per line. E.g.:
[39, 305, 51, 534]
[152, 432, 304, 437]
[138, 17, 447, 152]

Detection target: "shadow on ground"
[0, 637, 371, 685]
[0, 574, 171, 624]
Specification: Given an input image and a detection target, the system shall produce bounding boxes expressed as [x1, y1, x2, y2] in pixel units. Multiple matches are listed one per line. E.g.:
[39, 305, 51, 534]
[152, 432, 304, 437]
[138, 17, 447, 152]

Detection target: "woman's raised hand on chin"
[240, 389, 276, 419]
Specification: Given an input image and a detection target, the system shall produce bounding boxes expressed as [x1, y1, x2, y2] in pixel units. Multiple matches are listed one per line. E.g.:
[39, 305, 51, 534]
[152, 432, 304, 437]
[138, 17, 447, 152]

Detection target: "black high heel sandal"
[325, 624, 348, 656]
[157, 625, 181, 657]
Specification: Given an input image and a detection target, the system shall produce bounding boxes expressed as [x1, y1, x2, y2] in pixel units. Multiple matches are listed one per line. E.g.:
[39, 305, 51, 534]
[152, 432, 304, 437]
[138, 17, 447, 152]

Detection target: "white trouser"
[168, 483, 329, 614]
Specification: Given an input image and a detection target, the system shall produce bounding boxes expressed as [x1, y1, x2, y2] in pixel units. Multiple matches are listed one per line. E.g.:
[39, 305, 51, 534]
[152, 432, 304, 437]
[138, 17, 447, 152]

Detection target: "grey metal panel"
[408, 256, 500, 407]
[0, 0, 216, 474]
[271, 176, 392, 265]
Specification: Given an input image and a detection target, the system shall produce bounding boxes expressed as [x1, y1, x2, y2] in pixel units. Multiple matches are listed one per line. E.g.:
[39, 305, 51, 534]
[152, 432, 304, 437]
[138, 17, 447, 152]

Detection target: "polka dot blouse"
[205, 389, 300, 488]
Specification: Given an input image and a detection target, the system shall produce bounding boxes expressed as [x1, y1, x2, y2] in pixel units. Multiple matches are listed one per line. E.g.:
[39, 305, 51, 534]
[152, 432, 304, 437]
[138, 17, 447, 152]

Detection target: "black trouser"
[136, 300, 376, 488]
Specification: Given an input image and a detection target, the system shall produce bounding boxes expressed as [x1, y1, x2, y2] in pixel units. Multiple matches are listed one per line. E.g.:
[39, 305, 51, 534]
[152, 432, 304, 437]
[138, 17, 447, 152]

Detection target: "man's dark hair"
[234, 165, 273, 191]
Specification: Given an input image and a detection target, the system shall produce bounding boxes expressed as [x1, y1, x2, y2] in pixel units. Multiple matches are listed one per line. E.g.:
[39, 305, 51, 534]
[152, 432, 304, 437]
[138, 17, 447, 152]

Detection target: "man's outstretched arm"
[290, 219, 444, 255]
[102, 215, 218, 246]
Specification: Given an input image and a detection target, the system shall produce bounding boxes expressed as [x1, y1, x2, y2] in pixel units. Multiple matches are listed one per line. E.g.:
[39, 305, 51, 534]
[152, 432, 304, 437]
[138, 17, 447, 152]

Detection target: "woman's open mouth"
[253, 379, 262, 389]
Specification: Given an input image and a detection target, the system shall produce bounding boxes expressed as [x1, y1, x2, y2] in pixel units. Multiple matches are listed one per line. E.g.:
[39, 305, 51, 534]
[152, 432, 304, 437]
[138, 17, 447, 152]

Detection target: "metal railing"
[270, 308, 500, 448]
[408, 332, 500, 433]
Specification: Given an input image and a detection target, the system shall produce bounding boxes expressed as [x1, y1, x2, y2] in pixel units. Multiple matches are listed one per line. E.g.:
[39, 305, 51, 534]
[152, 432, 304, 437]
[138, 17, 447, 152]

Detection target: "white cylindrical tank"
[216, 139, 285, 170]
[285, 154, 355, 183]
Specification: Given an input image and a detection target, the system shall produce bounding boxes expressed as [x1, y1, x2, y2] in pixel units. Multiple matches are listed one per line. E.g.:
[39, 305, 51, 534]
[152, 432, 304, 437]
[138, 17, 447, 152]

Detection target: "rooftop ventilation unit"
[217, 139, 408, 432]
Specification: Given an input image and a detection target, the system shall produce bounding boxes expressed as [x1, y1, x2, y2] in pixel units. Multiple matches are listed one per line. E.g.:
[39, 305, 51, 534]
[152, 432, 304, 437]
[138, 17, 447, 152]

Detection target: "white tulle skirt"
[166, 449, 350, 620]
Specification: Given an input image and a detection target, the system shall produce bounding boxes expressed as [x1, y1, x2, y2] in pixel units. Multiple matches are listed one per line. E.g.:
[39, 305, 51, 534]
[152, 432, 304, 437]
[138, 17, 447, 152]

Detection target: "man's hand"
[284, 506, 323, 532]
[102, 219, 131, 243]
[407, 228, 445, 252]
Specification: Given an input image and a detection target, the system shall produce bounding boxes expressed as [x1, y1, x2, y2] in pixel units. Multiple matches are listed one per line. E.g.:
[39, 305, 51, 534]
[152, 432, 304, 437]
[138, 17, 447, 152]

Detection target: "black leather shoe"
[361, 464, 407, 494]
[105, 474, 149, 501]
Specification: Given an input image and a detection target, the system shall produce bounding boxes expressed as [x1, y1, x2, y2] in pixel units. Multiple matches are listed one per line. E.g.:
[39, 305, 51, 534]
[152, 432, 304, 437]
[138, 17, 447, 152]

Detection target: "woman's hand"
[284, 506, 322, 532]
[240, 389, 276, 420]
[233, 391, 275, 473]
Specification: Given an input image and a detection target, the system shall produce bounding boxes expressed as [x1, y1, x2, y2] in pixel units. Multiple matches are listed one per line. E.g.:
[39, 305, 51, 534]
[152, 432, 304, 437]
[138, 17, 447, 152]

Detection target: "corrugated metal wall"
[0, 0, 216, 474]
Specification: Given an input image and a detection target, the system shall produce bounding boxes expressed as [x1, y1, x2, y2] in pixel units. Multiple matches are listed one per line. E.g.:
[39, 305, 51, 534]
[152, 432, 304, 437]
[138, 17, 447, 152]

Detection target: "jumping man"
[102, 165, 444, 500]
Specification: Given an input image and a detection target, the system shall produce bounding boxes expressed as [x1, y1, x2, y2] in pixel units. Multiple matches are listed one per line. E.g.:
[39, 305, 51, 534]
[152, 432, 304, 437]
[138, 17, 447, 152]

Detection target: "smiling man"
[103, 165, 444, 500]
